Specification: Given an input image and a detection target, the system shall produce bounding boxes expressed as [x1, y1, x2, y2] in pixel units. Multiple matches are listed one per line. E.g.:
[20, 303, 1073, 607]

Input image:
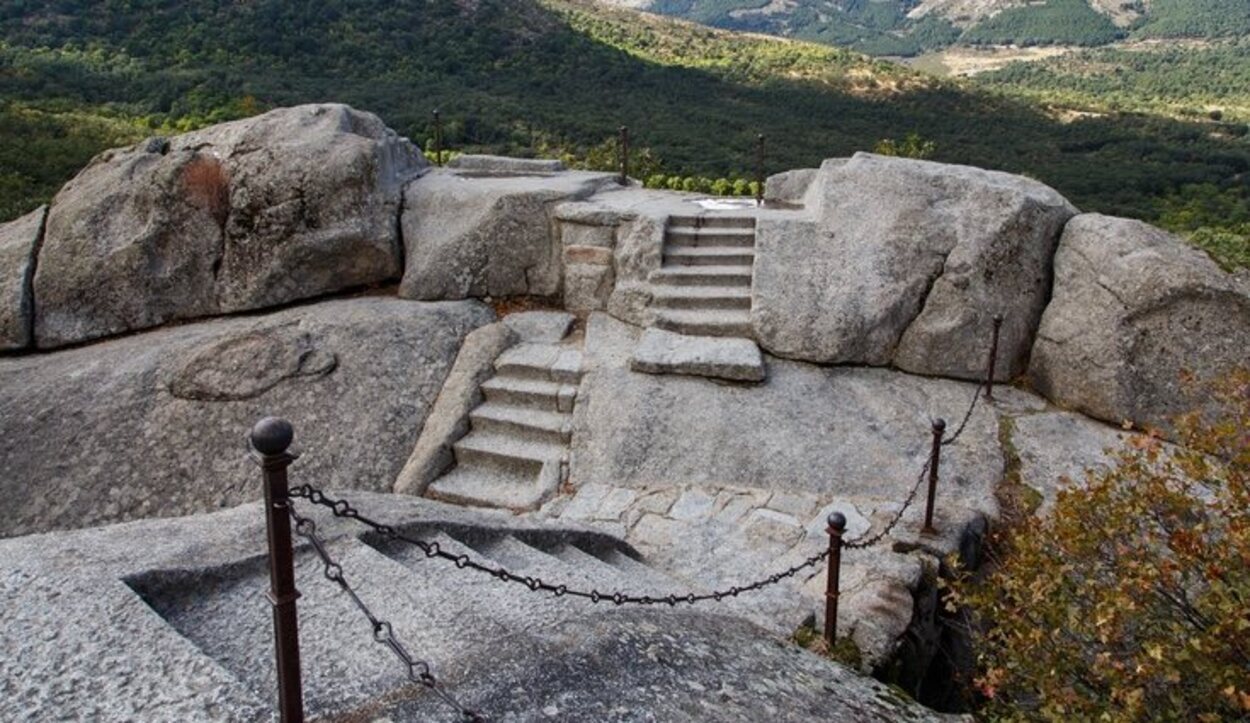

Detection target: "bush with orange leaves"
[951, 370, 1250, 721]
[182, 154, 230, 227]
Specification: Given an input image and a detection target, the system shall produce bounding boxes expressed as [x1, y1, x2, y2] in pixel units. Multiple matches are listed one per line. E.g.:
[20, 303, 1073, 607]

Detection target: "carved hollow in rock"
[167, 323, 338, 401]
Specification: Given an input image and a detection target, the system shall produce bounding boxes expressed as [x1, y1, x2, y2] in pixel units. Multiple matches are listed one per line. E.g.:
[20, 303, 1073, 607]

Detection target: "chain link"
[285, 501, 486, 722]
[291, 485, 832, 605]
[942, 379, 986, 447]
[287, 378, 987, 606]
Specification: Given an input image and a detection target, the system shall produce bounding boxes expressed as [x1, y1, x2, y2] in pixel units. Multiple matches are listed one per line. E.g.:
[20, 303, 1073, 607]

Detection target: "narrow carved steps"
[427, 337, 584, 511]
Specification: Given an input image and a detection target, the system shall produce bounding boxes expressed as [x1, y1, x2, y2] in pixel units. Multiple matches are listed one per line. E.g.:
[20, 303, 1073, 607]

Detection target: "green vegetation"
[976, 39, 1250, 123]
[1132, 0, 1250, 40]
[873, 132, 937, 160]
[0, 0, 1248, 264]
[962, 0, 1123, 47]
[952, 374, 1250, 720]
[1153, 184, 1250, 271]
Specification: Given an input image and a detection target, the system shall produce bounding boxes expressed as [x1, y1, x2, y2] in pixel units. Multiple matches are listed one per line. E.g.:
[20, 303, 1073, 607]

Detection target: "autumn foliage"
[954, 371, 1250, 721]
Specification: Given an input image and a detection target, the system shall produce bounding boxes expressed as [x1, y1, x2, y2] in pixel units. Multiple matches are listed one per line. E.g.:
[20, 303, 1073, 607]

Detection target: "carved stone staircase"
[636, 215, 766, 382]
[427, 339, 584, 510]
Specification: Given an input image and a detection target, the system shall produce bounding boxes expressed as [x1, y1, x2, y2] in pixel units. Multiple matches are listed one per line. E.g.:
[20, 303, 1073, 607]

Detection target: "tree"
[952, 371, 1250, 721]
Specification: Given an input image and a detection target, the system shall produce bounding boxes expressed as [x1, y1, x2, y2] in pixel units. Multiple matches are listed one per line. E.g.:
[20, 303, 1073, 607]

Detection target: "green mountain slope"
[1, 0, 1248, 258]
[634, 0, 1250, 55]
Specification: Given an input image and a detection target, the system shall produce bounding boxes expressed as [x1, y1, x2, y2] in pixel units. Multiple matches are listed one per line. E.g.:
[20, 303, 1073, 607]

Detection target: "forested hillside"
[0, 0, 1248, 268]
[635, 0, 1250, 55]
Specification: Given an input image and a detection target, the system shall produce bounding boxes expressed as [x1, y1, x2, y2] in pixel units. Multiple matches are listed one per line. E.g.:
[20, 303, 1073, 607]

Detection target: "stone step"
[426, 462, 560, 511]
[160, 536, 500, 717]
[652, 309, 753, 338]
[667, 215, 756, 229]
[473, 537, 613, 596]
[468, 402, 573, 445]
[480, 375, 576, 412]
[494, 343, 561, 381]
[368, 532, 606, 635]
[650, 285, 752, 311]
[650, 265, 753, 288]
[453, 431, 567, 472]
[665, 227, 756, 248]
[663, 246, 755, 267]
[601, 548, 689, 594]
[631, 327, 765, 382]
[551, 544, 643, 594]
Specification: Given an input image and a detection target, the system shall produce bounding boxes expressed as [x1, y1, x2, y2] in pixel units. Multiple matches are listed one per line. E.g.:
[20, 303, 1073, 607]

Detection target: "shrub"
[952, 372, 1250, 721]
[874, 132, 937, 160]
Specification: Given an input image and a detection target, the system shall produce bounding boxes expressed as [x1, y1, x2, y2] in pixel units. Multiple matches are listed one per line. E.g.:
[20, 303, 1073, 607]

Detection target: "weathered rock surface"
[0, 206, 44, 350]
[0, 297, 491, 537]
[575, 314, 1001, 510]
[630, 327, 766, 382]
[399, 169, 616, 301]
[393, 321, 519, 497]
[1009, 410, 1131, 514]
[752, 153, 1076, 380]
[33, 104, 425, 348]
[0, 491, 947, 722]
[764, 167, 819, 207]
[448, 154, 565, 174]
[1029, 213, 1250, 430]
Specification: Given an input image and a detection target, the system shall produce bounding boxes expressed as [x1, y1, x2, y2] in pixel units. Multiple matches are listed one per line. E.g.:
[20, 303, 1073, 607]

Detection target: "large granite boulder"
[33, 104, 425, 348]
[1029, 213, 1250, 430]
[0, 206, 45, 350]
[0, 297, 492, 538]
[752, 153, 1076, 380]
[399, 168, 616, 301]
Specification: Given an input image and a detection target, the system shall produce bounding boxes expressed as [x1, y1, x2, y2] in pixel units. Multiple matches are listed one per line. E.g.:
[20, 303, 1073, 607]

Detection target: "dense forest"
[644, 0, 1250, 55]
[0, 0, 1247, 267]
[977, 39, 1250, 123]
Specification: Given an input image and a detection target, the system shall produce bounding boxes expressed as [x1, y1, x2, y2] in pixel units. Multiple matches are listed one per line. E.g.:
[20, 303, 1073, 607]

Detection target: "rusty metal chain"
[842, 457, 932, 550]
[941, 379, 986, 447]
[290, 485, 831, 605]
[285, 500, 486, 723]
[286, 377, 987, 601]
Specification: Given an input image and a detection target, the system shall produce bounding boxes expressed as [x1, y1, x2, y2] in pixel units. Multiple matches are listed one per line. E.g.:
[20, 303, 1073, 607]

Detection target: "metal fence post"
[433, 109, 443, 167]
[754, 133, 765, 206]
[249, 417, 305, 723]
[824, 512, 846, 648]
[922, 419, 946, 536]
[985, 313, 1004, 400]
[618, 125, 630, 186]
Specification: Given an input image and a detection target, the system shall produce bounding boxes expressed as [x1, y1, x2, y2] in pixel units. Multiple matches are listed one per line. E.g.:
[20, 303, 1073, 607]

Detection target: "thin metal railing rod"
[823, 513, 846, 646]
[249, 418, 305, 723]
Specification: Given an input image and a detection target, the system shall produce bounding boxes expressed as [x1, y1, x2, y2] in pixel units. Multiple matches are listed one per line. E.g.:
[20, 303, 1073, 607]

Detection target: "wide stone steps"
[650, 285, 752, 310]
[155, 528, 681, 720]
[652, 308, 753, 338]
[650, 265, 753, 288]
[665, 226, 757, 248]
[667, 215, 756, 229]
[663, 246, 754, 267]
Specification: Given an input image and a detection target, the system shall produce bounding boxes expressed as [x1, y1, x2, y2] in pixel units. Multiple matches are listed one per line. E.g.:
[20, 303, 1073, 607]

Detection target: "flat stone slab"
[503, 310, 575, 342]
[630, 327, 765, 382]
[448, 154, 565, 174]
